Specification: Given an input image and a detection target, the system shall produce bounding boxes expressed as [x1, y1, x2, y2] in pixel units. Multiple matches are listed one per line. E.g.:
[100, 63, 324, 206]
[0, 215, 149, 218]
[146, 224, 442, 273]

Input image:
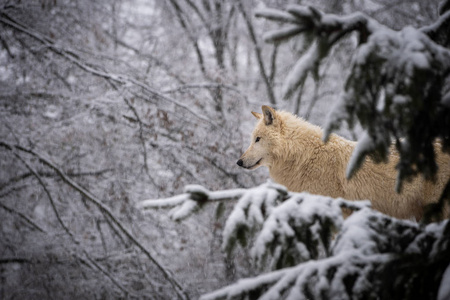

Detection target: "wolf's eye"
[255, 137, 261, 143]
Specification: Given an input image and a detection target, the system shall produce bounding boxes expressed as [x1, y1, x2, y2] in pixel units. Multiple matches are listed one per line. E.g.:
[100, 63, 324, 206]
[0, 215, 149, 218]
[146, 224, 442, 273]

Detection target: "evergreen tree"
[140, 1, 450, 299]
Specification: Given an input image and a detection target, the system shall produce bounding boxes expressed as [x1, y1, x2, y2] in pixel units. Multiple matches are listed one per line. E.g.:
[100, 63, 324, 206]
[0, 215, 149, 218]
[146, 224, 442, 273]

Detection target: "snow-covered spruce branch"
[256, 6, 376, 45]
[138, 182, 370, 269]
[140, 182, 450, 299]
[201, 208, 450, 300]
[138, 181, 369, 221]
[255, 5, 379, 100]
[256, 4, 450, 191]
[200, 252, 392, 300]
[0, 141, 189, 300]
[220, 184, 370, 268]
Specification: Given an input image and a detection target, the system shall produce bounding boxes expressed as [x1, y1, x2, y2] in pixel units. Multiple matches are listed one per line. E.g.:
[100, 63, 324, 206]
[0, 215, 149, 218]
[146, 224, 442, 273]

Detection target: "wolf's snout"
[237, 159, 244, 167]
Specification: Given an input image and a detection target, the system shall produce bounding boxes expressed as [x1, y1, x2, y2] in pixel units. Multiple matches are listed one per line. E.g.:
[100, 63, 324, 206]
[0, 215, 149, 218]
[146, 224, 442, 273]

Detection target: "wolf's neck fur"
[264, 110, 450, 220]
[268, 112, 353, 198]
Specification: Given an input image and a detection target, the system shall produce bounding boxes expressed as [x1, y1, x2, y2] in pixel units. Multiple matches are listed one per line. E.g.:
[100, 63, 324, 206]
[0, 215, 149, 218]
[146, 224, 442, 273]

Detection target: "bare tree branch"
[5, 146, 74, 239]
[0, 201, 46, 233]
[163, 82, 247, 101]
[0, 141, 190, 300]
[167, 0, 207, 76]
[102, 29, 186, 84]
[0, 169, 113, 192]
[235, 0, 276, 105]
[0, 258, 32, 264]
[123, 97, 155, 184]
[268, 44, 278, 85]
[77, 251, 135, 297]
[0, 12, 217, 129]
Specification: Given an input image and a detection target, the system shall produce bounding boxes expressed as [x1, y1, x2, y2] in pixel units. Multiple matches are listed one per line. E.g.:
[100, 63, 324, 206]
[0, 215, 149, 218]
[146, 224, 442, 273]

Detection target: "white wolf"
[237, 105, 450, 220]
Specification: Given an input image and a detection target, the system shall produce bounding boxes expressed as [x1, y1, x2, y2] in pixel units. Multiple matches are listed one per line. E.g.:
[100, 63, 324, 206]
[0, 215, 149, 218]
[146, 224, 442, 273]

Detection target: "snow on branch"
[138, 181, 450, 299]
[201, 208, 450, 300]
[255, 5, 380, 100]
[223, 188, 370, 270]
[0, 12, 216, 129]
[138, 184, 247, 221]
[325, 23, 450, 189]
[256, 4, 450, 190]
[139, 181, 371, 270]
[138, 181, 368, 222]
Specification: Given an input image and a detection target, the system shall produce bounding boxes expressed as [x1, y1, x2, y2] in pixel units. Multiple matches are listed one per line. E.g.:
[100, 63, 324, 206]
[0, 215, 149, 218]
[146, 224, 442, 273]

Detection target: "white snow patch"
[438, 263, 450, 300]
[43, 104, 62, 119]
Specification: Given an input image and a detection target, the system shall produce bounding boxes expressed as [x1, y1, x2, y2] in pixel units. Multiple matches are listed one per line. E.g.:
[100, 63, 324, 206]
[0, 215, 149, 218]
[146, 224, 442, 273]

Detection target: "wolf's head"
[237, 105, 282, 170]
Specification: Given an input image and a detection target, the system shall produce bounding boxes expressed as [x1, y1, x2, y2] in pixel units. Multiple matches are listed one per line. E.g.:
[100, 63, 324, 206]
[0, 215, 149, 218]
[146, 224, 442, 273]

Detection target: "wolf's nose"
[237, 159, 243, 167]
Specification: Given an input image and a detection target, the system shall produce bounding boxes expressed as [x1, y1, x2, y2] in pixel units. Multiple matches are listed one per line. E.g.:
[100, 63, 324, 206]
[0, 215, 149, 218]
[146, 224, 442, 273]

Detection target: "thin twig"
[0, 169, 113, 192]
[5, 145, 74, 239]
[166, 0, 207, 75]
[235, 0, 276, 105]
[0, 12, 216, 129]
[0, 201, 46, 233]
[123, 97, 156, 185]
[0, 258, 32, 264]
[102, 29, 186, 84]
[77, 251, 135, 297]
[0, 141, 189, 300]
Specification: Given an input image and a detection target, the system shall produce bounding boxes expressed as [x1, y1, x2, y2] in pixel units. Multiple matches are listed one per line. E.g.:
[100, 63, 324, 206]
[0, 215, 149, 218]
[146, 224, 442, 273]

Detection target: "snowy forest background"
[0, 0, 449, 299]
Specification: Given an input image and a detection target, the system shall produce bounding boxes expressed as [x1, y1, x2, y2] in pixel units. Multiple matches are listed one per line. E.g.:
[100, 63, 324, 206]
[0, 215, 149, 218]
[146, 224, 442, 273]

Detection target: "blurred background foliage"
[0, 0, 444, 298]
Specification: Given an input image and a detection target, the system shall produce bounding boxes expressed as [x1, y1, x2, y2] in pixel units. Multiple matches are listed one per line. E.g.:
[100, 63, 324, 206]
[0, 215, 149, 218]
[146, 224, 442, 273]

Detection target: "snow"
[332, 208, 385, 254]
[201, 249, 393, 300]
[281, 41, 319, 99]
[3, 1, 449, 299]
[221, 182, 372, 271]
[43, 104, 62, 119]
[324, 20, 450, 190]
[183, 184, 210, 196]
[263, 25, 304, 43]
[137, 170, 447, 300]
[137, 194, 188, 209]
[222, 182, 286, 253]
[169, 199, 199, 221]
[421, 10, 450, 35]
[438, 264, 450, 300]
[192, 178, 447, 300]
[137, 184, 250, 222]
[345, 131, 375, 179]
[0, 65, 13, 81]
[200, 267, 287, 300]
[255, 7, 299, 24]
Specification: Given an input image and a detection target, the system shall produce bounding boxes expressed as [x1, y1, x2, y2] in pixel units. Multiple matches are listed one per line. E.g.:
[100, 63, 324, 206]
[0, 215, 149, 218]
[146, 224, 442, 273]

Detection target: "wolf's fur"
[238, 106, 450, 220]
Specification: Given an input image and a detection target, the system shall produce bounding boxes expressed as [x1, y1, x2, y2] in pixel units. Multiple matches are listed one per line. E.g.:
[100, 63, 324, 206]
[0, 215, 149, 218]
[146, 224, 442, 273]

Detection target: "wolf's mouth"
[248, 158, 262, 169]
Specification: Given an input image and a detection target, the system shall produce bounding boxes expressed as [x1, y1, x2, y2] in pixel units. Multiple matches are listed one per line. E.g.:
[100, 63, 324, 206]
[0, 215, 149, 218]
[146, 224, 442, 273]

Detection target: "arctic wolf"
[237, 105, 450, 220]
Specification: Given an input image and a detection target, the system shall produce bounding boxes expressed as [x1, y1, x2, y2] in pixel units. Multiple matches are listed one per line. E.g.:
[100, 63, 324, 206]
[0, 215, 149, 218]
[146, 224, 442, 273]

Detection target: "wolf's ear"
[262, 105, 276, 126]
[251, 111, 262, 119]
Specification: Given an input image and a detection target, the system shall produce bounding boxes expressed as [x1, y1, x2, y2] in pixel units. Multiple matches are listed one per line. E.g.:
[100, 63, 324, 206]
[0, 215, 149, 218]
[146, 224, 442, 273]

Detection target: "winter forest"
[1, 0, 450, 299]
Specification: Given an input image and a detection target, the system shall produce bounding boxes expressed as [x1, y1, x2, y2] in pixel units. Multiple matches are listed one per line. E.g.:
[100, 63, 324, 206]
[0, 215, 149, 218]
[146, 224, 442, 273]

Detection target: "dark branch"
[0, 141, 189, 300]
[236, 0, 277, 105]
